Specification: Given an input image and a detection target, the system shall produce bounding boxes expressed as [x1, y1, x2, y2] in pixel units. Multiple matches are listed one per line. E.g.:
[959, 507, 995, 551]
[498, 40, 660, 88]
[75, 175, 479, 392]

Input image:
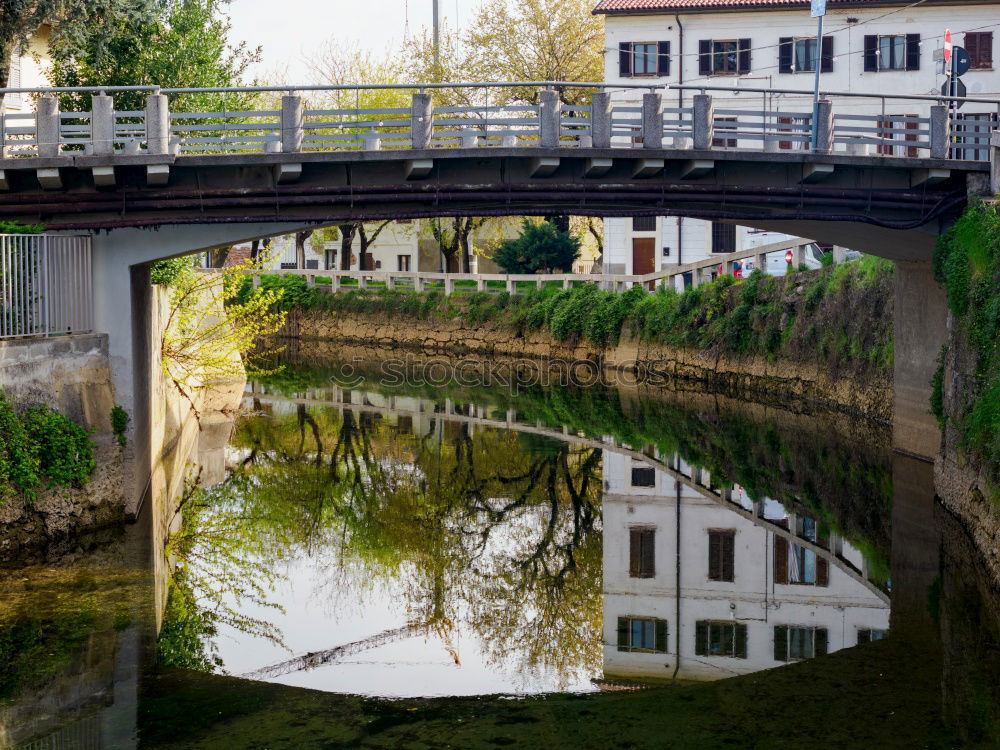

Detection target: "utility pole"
[809, 0, 826, 151]
[433, 0, 440, 67]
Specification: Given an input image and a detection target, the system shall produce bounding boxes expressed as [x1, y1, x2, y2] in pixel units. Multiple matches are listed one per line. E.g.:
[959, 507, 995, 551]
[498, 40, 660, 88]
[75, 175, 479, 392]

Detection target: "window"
[864, 34, 920, 72]
[773, 519, 829, 586]
[779, 37, 833, 74]
[617, 616, 668, 652]
[965, 32, 993, 70]
[632, 216, 656, 232]
[774, 626, 827, 661]
[698, 39, 751, 76]
[618, 41, 670, 77]
[631, 466, 656, 487]
[695, 621, 748, 658]
[629, 527, 656, 578]
[857, 628, 887, 644]
[708, 530, 735, 582]
[4, 55, 22, 109]
[711, 222, 736, 254]
[397, 254, 411, 271]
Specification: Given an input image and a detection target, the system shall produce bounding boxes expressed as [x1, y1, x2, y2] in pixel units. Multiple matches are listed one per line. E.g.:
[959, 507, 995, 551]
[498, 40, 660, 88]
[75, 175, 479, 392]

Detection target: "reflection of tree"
[163, 405, 604, 687]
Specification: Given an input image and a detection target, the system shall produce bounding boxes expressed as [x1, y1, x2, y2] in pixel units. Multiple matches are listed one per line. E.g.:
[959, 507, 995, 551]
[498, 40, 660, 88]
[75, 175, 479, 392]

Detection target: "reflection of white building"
[601, 449, 889, 682]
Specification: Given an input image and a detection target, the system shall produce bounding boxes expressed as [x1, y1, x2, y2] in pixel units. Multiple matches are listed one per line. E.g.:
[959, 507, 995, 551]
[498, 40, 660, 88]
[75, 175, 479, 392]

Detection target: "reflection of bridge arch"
[245, 387, 888, 604]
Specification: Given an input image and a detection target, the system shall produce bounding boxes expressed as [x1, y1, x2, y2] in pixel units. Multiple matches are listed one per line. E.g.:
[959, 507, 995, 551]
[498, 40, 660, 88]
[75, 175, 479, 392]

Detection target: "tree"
[428, 217, 491, 273]
[494, 219, 581, 274]
[0, 0, 163, 88]
[47, 0, 260, 112]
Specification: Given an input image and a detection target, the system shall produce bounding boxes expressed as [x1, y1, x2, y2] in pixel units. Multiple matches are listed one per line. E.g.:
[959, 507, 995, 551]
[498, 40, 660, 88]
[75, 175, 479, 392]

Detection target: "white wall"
[600, 450, 889, 681]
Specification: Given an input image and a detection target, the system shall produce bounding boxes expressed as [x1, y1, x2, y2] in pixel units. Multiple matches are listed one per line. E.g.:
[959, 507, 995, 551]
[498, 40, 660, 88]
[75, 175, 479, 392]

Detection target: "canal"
[1, 349, 998, 748]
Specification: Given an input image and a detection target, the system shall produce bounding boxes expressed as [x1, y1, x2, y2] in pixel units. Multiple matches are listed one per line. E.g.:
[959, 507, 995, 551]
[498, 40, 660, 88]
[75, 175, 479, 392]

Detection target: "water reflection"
[2, 350, 1000, 745]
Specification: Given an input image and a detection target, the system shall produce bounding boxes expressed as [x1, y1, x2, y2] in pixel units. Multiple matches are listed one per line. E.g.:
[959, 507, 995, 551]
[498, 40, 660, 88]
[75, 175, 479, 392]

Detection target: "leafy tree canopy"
[48, 0, 260, 111]
[494, 219, 581, 274]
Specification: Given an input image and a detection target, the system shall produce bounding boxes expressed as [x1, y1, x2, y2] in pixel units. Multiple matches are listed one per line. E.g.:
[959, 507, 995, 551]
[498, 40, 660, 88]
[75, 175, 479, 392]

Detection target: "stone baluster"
[36, 95, 60, 157]
[929, 104, 951, 160]
[145, 94, 171, 155]
[813, 99, 834, 154]
[411, 92, 433, 149]
[642, 92, 663, 149]
[539, 89, 561, 148]
[692, 93, 714, 151]
[281, 93, 304, 153]
[591, 91, 612, 149]
[91, 93, 115, 156]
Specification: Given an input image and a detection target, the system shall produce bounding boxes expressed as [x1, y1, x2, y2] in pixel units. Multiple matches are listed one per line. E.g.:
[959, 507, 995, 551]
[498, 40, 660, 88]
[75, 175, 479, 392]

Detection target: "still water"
[2, 349, 999, 748]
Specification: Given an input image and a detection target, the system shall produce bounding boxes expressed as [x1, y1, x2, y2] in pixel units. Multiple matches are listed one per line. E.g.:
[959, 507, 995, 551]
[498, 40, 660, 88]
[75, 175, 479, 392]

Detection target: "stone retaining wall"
[278, 307, 893, 423]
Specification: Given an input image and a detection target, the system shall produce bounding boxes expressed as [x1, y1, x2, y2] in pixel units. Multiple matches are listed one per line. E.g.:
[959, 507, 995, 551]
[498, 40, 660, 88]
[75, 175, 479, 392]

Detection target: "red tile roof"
[594, 0, 929, 12]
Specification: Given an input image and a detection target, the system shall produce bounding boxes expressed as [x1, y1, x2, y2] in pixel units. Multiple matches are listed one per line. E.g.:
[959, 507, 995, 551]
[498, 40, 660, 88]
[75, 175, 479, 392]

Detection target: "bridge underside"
[0, 147, 985, 262]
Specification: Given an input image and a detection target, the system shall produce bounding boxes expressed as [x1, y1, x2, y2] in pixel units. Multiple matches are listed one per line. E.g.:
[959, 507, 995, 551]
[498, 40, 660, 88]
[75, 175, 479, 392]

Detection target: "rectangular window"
[878, 35, 906, 70]
[632, 42, 657, 76]
[708, 530, 735, 582]
[711, 222, 736, 254]
[5, 55, 22, 109]
[617, 616, 668, 653]
[631, 466, 656, 487]
[695, 621, 748, 658]
[632, 216, 656, 232]
[713, 40, 739, 74]
[794, 38, 817, 72]
[857, 628, 887, 644]
[397, 254, 411, 271]
[629, 527, 656, 578]
[699, 38, 750, 76]
[965, 32, 993, 70]
[774, 625, 828, 661]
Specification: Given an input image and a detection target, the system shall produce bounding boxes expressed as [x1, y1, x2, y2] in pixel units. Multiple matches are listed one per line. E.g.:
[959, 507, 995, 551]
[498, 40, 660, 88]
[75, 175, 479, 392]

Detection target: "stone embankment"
[277, 307, 893, 423]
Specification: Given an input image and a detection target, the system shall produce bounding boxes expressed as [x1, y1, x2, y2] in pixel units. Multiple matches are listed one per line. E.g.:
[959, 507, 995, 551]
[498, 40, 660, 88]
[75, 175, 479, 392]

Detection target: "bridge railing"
[0, 234, 93, 340]
[232, 237, 815, 296]
[0, 81, 994, 162]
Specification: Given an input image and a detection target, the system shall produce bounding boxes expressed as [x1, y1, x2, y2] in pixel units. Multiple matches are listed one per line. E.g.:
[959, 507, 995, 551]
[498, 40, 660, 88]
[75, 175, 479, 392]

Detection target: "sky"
[227, 0, 486, 83]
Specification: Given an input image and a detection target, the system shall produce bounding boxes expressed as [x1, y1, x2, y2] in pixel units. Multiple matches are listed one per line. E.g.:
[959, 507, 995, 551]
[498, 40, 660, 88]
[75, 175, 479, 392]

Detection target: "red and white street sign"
[944, 30, 953, 63]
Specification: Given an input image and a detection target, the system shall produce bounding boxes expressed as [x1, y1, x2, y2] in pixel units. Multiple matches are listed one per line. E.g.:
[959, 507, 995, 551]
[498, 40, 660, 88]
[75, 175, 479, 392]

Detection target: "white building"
[593, 0, 1000, 279]
[601, 449, 889, 681]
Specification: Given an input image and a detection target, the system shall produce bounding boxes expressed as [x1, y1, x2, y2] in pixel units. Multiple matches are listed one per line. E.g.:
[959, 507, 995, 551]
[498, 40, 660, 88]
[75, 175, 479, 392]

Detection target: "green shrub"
[111, 405, 130, 447]
[0, 393, 96, 502]
[0, 221, 44, 234]
[494, 219, 581, 274]
[151, 256, 195, 286]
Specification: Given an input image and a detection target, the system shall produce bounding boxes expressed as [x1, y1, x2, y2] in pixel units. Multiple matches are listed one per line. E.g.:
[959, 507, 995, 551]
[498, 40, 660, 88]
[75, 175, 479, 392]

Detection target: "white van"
[741, 242, 828, 277]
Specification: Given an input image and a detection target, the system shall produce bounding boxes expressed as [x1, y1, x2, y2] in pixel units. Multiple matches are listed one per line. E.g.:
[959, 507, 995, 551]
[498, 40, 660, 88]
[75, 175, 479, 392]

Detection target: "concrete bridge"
[1, 81, 996, 496]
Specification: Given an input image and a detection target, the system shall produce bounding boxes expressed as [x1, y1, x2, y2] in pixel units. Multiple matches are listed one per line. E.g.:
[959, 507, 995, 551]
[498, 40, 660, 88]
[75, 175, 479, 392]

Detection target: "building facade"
[601, 449, 889, 681]
[593, 0, 1000, 279]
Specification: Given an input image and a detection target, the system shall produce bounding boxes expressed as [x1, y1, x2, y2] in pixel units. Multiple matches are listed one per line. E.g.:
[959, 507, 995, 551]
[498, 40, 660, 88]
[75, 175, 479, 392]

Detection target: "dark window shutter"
[773, 625, 788, 661]
[863, 35, 878, 72]
[699, 39, 712, 76]
[708, 531, 721, 580]
[815, 628, 828, 656]
[735, 623, 748, 659]
[617, 616, 630, 650]
[905, 34, 920, 70]
[619, 42, 633, 77]
[655, 619, 668, 653]
[858, 629, 871, 645]
[695, 621, 708, 655]
[821, 36, 834, 73]
[641, 529, 656, 578]
[657, 41, 671, 76]
[982, 33, 993, 68]
[778, 37, 793, 74]
[774, 536, 789, 584]
[816, 555, 829, 587]
[965, 33, 980, 68]
[738, 38, 751, 74]
[722, 532, 735, 582]
[629, 528, 641, 577]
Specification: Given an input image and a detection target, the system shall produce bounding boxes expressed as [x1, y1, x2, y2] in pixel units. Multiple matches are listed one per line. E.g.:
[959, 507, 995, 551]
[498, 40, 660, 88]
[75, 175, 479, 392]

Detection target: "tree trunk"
[339, 224, 357, 270]
[459, 231, 472, 274]
[294, 230, 312, 269]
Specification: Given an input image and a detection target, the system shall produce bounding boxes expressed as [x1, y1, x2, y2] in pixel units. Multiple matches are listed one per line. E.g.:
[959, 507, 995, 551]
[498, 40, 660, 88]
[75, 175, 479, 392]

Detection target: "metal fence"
[0, 234, 93, 340]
